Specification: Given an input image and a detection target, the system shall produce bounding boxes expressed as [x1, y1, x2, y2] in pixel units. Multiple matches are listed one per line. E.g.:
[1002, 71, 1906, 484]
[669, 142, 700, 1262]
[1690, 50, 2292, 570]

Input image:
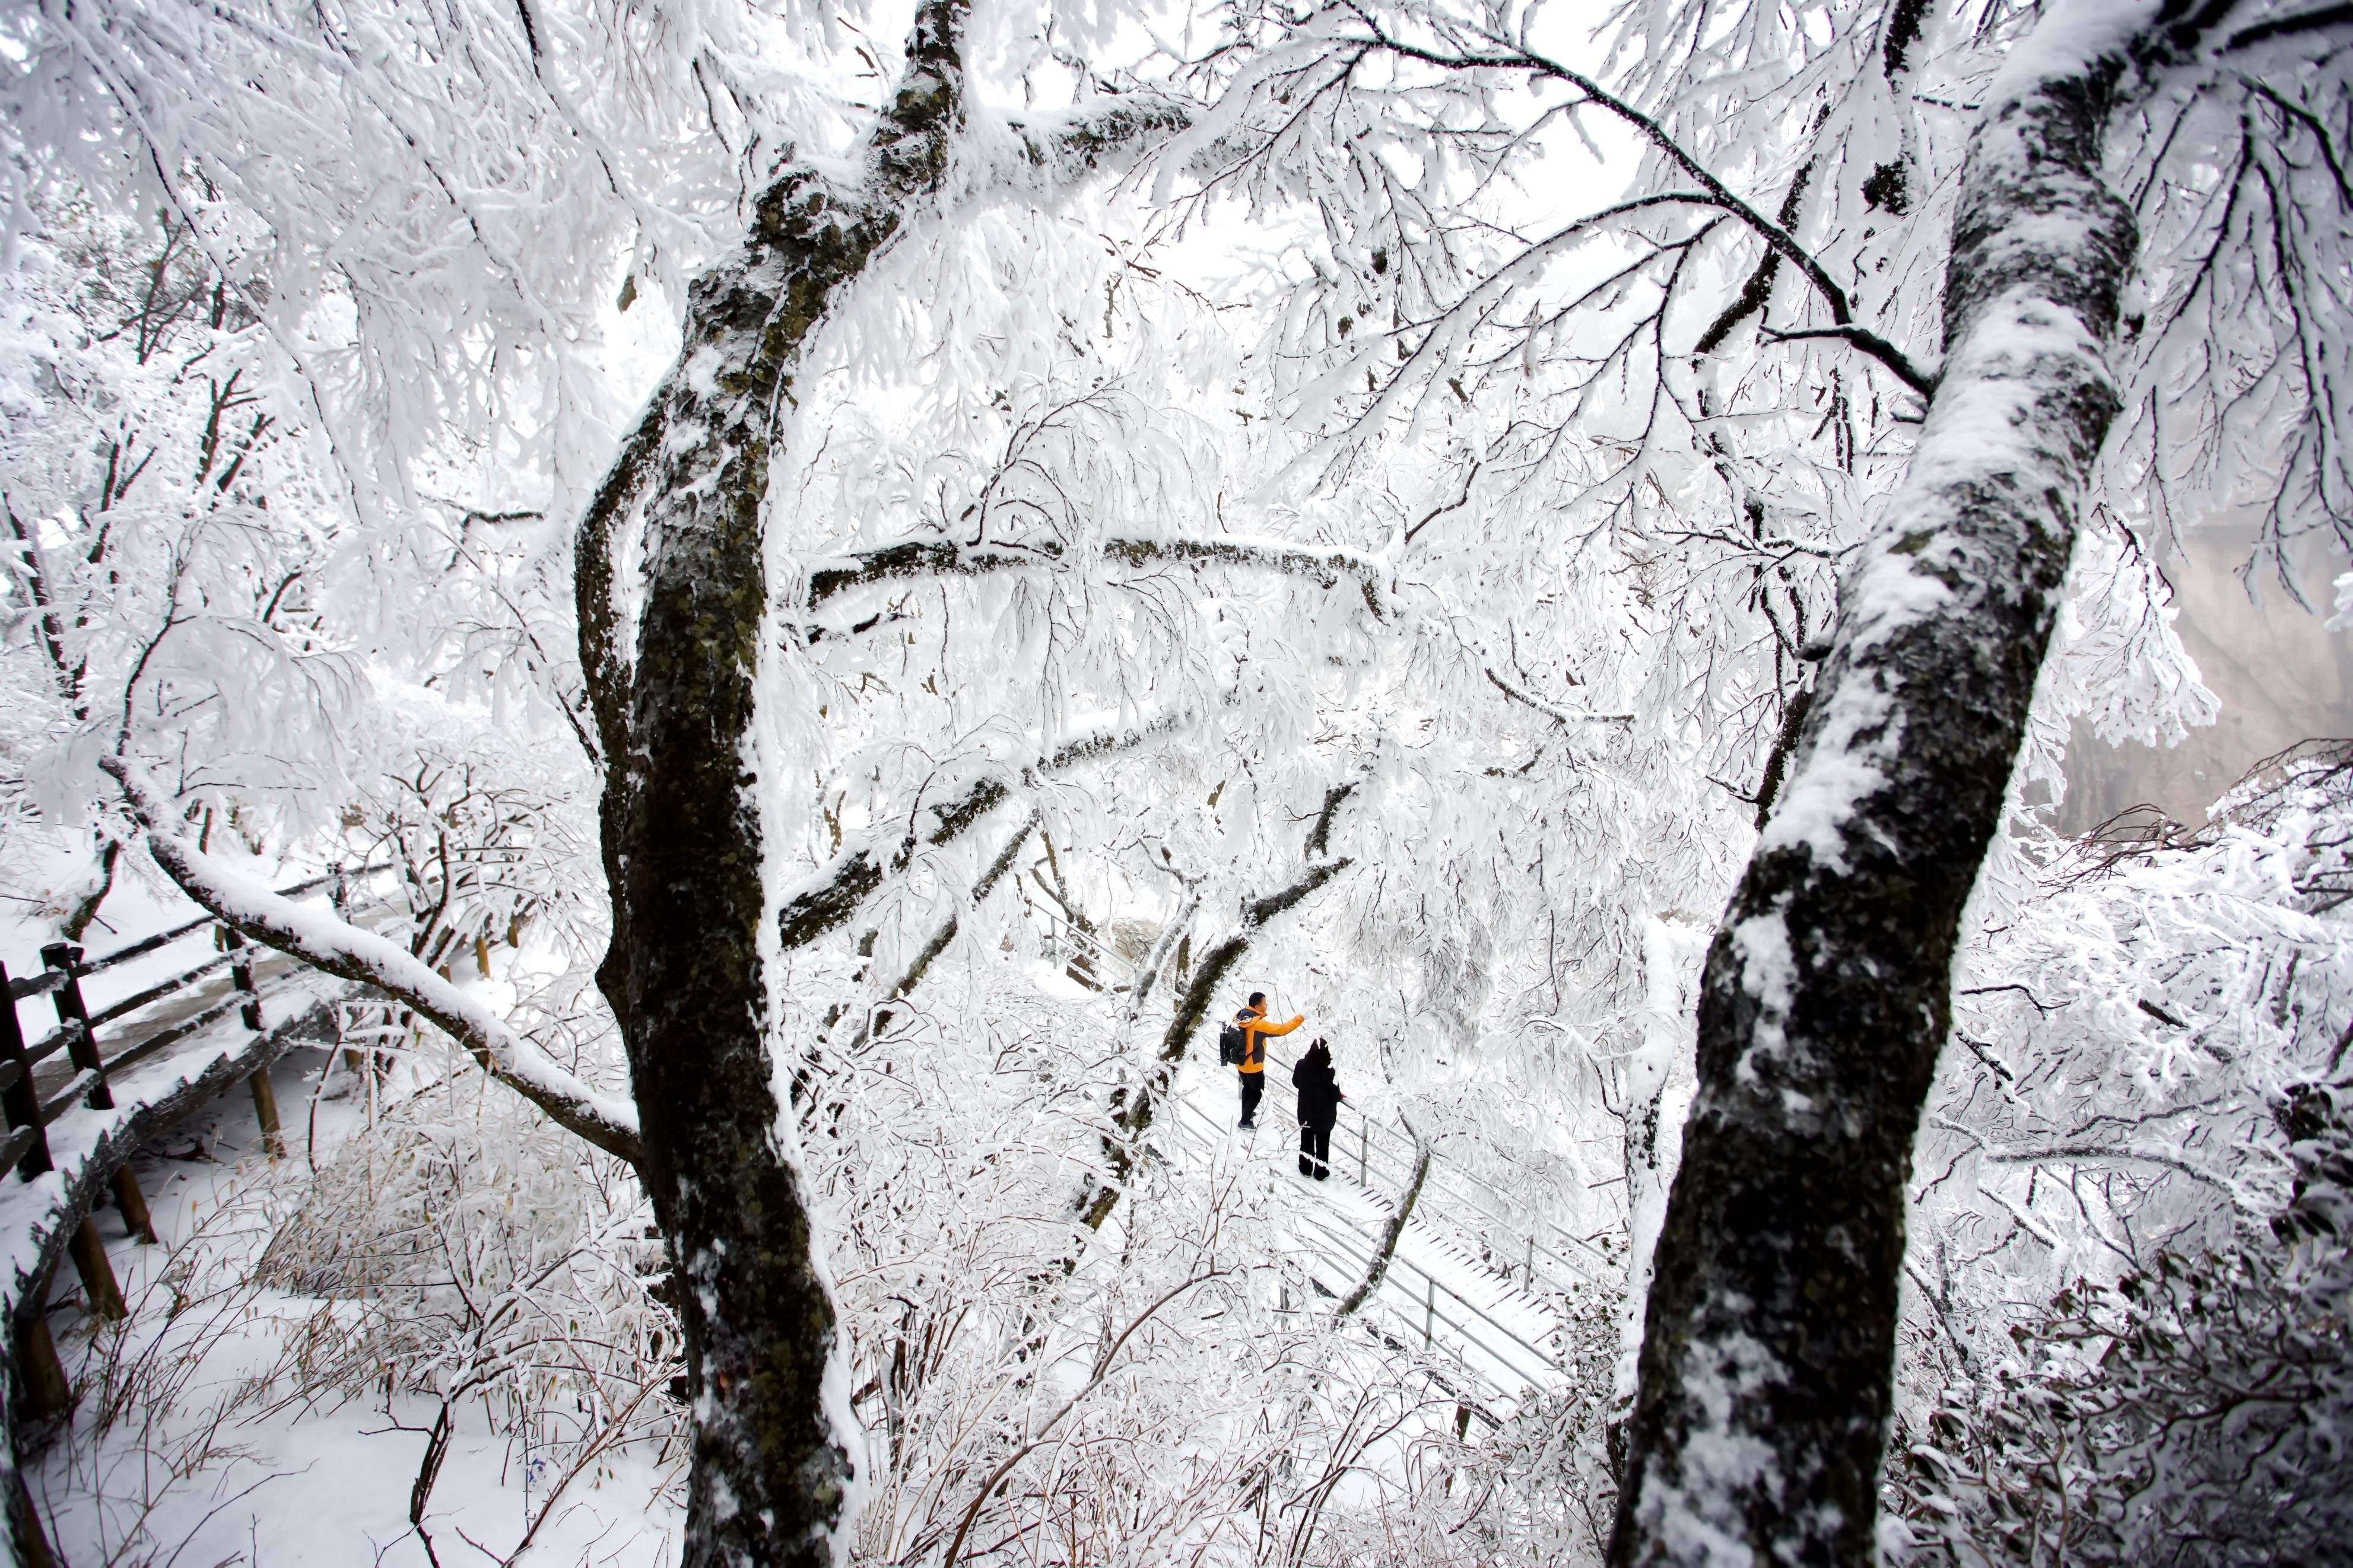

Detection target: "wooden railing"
[2, 862, 388, 1562]
[0, 867, 366, 1193]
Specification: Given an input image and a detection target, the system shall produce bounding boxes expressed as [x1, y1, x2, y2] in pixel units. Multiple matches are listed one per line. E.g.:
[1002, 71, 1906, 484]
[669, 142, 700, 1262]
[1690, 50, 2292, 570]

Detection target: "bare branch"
[1336, 1123, 1432, 1316]
[1760, 325, 1938, 396]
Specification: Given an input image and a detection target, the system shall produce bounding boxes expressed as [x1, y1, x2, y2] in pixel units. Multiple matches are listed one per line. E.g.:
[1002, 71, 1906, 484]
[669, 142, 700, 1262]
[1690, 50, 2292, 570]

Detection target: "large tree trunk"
[576, 6, 967, 1562]
[569, 9, 1193, 1558]
[1607, 12, 2218, 1563]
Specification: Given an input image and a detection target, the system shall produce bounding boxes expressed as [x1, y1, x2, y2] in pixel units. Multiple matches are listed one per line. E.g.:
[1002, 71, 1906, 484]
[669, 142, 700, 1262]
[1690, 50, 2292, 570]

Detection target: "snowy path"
[1157, 1055, 1570, 1410]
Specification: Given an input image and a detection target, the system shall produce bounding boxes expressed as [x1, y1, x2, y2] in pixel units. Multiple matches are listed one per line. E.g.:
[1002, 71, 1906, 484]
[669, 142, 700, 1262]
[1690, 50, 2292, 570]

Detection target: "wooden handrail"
[0, 864, 391, 1184]
[76, 862, 387, 977]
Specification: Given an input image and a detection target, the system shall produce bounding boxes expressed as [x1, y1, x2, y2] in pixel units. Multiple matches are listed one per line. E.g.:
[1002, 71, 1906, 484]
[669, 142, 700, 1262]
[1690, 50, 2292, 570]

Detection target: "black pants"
[1239, 1072, 1264, 1126]
[1299, 1121, 1332, 1178]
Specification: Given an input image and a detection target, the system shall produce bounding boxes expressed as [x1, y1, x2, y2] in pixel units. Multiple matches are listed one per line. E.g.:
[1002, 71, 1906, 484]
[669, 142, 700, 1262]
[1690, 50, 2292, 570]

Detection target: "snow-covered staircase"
[1036, 908, 1615, 1415]
[1160, 1058, 1574, 1413]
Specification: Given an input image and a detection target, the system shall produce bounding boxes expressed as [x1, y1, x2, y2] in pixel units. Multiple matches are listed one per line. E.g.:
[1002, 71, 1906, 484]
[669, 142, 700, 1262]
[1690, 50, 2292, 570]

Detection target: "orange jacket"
[1234, 1007, 1303, 1073]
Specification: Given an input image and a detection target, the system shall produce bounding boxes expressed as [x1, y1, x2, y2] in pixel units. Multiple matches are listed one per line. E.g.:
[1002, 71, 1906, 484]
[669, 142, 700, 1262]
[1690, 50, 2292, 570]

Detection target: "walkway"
[1041, 913, 1620, 1416]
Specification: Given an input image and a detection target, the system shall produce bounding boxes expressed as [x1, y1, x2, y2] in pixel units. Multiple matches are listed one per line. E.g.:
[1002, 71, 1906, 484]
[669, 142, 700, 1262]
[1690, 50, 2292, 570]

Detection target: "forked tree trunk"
[576, 7, 968, 1562]
[1608, 7, 2225, 1561]
[570, 8, 1190, 1559]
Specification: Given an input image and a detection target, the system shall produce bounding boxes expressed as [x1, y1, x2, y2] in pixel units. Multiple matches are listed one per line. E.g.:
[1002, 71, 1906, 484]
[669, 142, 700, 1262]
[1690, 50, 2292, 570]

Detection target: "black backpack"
[1218, 1019, 1247, 1066]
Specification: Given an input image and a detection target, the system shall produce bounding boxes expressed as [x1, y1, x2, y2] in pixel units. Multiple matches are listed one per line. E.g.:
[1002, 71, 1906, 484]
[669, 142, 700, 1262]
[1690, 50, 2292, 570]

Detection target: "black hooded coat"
[1293, 1046, 1342, 1131]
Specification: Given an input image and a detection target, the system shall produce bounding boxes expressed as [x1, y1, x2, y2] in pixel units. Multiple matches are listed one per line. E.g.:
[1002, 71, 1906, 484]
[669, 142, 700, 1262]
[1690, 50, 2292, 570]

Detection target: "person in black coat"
[1292, 1038, 1344, 1179]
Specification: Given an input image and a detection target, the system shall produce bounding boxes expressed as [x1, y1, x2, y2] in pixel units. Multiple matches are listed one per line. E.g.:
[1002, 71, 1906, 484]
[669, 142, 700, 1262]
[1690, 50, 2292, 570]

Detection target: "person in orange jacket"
[1232, 990, 1304, 1129]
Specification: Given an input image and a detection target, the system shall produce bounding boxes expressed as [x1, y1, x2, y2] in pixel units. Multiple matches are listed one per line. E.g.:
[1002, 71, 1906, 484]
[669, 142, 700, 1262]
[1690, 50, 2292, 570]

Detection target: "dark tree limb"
[1335, 1124, 1431, 1316]
[774, 707, 1185, 953]
[583, 4, 974, 1561]
[801, 529, 1396, 625]
[1692, 161, 1818, 359]
[1304, 781, 1356, 859]
[1079, 854, 1353, 1232]
[1760, 324, 1939, 396]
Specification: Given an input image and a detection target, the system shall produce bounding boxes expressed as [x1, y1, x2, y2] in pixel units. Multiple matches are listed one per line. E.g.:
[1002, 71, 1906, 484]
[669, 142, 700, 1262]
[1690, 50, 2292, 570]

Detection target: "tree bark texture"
[569, 9, 1199, 1560]
[577, 5, 967, 1562]
[1608, 9, 2193, 1561]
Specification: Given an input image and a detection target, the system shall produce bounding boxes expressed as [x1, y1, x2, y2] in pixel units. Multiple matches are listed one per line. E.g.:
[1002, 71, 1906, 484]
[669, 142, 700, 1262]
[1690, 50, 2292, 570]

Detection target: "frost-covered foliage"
[7, 0, 2349, 1553]
[1892, 743, 2353, 1563]
[256, 1063, 682, 1503]
[0, 196, 355, 868]
[1900, 1197, 2353, 1566]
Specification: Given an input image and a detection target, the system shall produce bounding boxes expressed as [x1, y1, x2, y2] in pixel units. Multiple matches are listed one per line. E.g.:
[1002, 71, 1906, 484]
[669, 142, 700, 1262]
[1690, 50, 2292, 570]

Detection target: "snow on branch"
[801, 529, 1397, 622]
[1336, 1121, 1432, 1317]
[1102, 533, 1395, 618]
[1008, 95, 1196, 186]
[839, 809, 1041, 1054]
[774, 706, 1189, 952]
[1080, 850, 1355, 1231]
[101, 756, 644, 1166]
[1481, 666, 1636, 728]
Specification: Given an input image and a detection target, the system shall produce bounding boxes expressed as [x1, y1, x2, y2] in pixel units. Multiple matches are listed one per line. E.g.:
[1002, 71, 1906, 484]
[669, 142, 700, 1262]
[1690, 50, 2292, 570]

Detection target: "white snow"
[106, 759, 641, 1146]
[1985, 0, 2159, 103]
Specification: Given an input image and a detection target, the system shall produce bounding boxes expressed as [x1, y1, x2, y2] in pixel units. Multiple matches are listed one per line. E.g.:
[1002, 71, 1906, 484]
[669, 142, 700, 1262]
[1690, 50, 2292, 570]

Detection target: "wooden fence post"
[39, 945, 110, 1114]
[66, 1222, 123, 1321]
[12, 1465, 59, 1568]
[17, 1313, 69, 1421]
[110, 1166, 156, 1246]
[223, 933, 282, 1158]
[40, 946, 154, 1240]
[0, 964, 52, 1180]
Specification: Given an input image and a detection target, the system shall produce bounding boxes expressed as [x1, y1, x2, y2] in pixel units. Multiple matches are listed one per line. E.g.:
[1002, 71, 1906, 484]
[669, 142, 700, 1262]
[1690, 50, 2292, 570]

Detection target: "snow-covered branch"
[1481, 667, 1635, 729]
[839, 810, 1040, 1054]
[774, 707, 1188, 952]
[801, 529, 1397, 622]
[101, 756, 644, 1167]
[1336, 1125, 1431, 1317]
[1081, 850, 1355, 1230]
[1009, 95, 1196, 187]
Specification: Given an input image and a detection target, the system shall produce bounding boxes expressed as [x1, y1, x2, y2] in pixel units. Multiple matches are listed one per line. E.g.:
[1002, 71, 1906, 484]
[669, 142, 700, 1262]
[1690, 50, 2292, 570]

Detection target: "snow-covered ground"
[26, 1038, 683, 1567]
[20, 936, 1567, 1565]
[1, 860, 679, 1567]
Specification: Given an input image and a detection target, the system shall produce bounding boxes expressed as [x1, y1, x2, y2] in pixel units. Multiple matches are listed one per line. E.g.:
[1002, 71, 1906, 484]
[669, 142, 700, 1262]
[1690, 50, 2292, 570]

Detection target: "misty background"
[2060, 529, 2353, 834]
